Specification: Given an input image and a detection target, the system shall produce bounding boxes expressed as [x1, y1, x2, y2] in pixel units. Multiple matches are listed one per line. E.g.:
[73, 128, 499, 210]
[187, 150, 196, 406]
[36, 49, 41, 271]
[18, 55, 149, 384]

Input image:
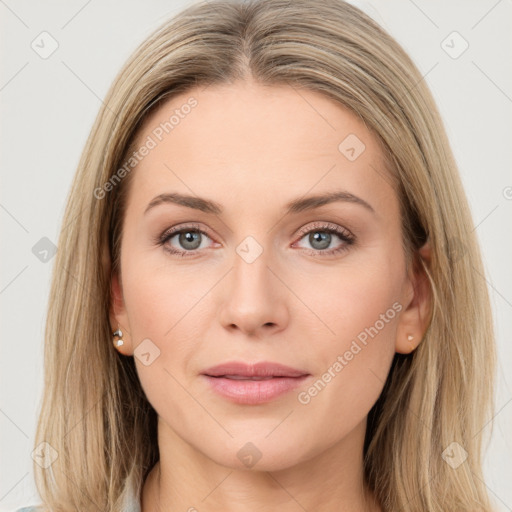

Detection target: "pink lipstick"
[201, 361, 311, 404]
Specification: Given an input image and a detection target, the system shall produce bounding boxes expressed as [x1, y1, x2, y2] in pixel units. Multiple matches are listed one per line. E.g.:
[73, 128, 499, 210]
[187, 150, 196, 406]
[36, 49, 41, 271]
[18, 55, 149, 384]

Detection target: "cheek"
[119, 259, 207, 433]
[120, 240, 202, 338]
[118, 247, 201, 384]
[290, 301, 398, 458]
[293, 252, 403, 419]
[293, 247, 404, 349]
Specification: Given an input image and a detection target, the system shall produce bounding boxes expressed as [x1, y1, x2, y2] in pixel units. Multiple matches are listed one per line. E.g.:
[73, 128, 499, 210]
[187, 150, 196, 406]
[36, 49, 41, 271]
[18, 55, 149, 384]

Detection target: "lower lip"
[202, 375, 310, 404]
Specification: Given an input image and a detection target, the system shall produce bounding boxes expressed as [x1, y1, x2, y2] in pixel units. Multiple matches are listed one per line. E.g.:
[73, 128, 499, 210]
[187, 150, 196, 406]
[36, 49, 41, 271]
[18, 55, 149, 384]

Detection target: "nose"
[218, 242, 289, 338]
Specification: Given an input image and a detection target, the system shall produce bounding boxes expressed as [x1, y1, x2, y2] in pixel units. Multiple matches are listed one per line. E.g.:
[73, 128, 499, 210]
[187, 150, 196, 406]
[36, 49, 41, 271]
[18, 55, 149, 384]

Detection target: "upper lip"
[202, 361, 309, 378]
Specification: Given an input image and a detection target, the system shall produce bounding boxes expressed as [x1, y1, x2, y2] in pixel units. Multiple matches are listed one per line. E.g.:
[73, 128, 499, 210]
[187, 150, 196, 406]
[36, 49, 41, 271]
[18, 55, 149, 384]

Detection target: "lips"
[201, 361, 311, 404]
[202, 361, 309, 379]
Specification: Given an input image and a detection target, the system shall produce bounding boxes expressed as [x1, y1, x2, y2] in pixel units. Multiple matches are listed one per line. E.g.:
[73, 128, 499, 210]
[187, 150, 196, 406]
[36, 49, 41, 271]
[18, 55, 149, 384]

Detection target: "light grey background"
[1, 0, 511, 510]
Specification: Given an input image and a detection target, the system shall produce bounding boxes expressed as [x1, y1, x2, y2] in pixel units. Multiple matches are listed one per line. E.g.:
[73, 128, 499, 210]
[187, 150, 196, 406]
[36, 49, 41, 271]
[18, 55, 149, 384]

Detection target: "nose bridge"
[218, 231, 288, 335]
[231, 232, 275, 301]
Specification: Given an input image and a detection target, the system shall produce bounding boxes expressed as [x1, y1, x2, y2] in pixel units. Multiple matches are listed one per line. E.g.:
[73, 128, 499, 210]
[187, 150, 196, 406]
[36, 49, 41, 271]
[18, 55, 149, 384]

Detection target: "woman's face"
[111, 80, 422, 471]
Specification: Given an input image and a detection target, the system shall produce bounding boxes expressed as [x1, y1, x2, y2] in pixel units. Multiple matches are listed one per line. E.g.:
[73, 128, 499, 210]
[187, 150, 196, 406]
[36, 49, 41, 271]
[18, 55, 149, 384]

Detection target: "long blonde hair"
[33, 0, 496, 510]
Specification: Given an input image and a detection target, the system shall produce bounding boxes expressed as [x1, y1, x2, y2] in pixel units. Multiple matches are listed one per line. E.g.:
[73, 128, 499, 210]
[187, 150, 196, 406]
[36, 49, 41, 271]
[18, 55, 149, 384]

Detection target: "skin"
[110, 79, 431, 512]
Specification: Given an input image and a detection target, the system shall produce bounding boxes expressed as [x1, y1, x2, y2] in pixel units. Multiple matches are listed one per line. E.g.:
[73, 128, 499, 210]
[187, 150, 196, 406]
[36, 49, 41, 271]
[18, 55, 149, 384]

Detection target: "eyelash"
[155, 221, 356, 258]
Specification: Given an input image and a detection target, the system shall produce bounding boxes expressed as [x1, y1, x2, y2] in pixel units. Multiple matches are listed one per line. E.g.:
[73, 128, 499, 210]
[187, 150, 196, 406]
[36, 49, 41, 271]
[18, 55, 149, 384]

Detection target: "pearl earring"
[407, 335, 414, 342]
[113, 326, 124, 347]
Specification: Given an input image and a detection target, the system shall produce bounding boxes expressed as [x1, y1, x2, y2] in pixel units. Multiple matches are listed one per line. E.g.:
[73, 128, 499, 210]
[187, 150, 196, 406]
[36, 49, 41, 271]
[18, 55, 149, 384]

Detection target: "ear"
[395, 240, 432, 354]
[109, 271, 133, 355]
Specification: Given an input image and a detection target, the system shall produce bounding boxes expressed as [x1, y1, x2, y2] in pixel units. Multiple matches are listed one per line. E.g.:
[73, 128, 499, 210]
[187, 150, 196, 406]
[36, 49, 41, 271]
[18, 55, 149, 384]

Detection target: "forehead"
[127, 81, 396, 218]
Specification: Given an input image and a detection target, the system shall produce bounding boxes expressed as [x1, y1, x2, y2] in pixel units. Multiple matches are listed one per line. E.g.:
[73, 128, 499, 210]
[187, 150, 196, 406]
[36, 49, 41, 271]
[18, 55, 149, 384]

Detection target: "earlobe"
[113, 327, 125, 347]
[395, 240, 433, 354]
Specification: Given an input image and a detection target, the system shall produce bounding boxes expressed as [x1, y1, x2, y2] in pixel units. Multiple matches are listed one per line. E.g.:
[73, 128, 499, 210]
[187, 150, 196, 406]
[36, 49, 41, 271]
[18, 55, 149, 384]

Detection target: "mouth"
[202, 360, 309, 378]
[210, 375, 288, 380]
[201, 361, 311, 404]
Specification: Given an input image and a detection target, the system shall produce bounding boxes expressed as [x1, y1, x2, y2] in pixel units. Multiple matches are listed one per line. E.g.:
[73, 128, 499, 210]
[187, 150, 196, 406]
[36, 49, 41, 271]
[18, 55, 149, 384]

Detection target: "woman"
[19, 0, 497, 510]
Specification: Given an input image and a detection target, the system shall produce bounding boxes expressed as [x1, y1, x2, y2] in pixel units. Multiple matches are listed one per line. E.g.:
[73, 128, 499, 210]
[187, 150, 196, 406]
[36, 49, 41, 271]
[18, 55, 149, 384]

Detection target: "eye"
[155, 221, 356, 258]
[156, 223, 216, 257]
[292, 222, 355, 257]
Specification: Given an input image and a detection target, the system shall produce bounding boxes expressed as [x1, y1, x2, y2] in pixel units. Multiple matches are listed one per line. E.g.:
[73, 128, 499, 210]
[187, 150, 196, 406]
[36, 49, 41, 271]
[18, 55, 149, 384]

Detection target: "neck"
[141, 417, 381, 512]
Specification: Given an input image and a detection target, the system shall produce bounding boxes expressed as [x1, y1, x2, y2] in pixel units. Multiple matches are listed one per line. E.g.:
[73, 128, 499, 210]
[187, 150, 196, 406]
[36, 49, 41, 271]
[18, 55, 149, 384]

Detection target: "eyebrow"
[144, 190, 376, 216]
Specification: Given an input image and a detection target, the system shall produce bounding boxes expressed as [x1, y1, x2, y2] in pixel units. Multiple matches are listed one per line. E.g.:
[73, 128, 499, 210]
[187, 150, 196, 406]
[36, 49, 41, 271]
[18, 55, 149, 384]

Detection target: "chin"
[204, 434, 312, 473]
